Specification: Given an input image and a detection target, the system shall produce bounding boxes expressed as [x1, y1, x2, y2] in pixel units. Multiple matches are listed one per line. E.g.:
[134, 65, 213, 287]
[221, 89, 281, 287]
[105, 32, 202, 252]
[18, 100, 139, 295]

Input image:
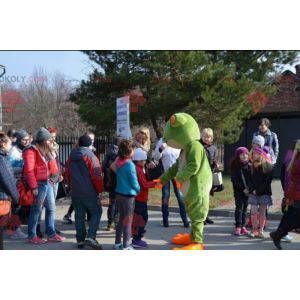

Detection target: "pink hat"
[235, 147, 249, 157]
[253, 147, 268, 159]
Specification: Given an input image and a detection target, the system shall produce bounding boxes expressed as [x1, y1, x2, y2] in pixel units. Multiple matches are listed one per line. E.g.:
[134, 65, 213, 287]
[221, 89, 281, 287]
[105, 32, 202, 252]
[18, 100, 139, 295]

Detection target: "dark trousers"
[234, 196, 248, 228]
[107, 192, 119, 224]
[67, 204, 91, 221]
[275, 204, 300, 239]
[72, 196, 102, 243]
[115, 195, 135, 248]
[133, 201, 148, 241]
[162, 179, 188, 224]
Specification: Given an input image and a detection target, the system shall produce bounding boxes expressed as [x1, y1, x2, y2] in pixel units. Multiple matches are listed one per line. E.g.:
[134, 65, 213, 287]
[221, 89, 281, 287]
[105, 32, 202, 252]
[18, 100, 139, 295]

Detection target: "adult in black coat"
[0, 133, 19, 250]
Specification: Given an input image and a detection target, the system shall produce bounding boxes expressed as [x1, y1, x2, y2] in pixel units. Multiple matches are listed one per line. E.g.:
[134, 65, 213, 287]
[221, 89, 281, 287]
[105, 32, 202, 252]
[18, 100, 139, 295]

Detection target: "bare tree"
[10, 68, 88, 136]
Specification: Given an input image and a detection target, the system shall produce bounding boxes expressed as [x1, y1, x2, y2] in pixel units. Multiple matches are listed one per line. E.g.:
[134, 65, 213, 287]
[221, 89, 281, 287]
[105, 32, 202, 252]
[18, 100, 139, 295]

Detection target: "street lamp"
[0, 64, 6, 131]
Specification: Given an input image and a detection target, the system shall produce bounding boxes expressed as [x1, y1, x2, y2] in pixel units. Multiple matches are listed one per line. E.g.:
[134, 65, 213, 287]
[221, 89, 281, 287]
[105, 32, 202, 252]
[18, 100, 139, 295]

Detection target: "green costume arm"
[159, 160, 179, 185]
[176, 141, 202, 184]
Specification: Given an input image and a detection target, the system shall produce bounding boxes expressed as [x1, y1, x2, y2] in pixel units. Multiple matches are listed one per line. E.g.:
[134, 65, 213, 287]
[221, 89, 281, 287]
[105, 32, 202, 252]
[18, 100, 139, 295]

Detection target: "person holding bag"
[0, 133, 20, 250]
[23, 128, 65, 245]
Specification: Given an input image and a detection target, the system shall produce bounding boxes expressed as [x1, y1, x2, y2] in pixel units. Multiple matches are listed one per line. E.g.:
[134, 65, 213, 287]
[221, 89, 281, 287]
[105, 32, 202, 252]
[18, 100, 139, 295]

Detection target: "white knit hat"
[252, 135, 265, 147]
[132, 148, 147, 161]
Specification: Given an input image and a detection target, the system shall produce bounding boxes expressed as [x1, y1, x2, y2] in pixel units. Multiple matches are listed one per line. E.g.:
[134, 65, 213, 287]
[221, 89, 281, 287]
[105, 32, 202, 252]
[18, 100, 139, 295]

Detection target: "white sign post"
[116, 95, 132, 139]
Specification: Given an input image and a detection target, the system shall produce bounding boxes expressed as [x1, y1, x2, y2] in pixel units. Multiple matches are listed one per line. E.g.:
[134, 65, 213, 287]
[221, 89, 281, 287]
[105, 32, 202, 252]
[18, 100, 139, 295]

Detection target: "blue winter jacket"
[115, 159, 140, 197]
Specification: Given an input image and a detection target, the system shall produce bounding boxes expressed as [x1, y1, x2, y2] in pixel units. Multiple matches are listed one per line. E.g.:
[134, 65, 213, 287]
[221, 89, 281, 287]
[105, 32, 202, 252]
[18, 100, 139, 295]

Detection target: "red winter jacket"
[135, 163, 156, 202]
[286, 153, 300, 201]
[65, 146, 103, 197]
[23, 145, 54, 190]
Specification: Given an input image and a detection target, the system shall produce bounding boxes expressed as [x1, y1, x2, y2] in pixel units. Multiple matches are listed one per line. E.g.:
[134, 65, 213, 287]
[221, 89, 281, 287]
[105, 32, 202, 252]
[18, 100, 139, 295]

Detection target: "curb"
[146, 205, 283, 221]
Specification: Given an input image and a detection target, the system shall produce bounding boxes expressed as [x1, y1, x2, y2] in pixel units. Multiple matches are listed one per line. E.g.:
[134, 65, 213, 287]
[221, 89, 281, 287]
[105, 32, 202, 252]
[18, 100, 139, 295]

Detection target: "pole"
[0, 65, 6, 132]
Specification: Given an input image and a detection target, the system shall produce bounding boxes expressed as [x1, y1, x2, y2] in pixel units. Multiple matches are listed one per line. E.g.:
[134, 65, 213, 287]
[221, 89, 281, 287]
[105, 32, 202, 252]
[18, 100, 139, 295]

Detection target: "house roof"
[260, 67, 300, 114]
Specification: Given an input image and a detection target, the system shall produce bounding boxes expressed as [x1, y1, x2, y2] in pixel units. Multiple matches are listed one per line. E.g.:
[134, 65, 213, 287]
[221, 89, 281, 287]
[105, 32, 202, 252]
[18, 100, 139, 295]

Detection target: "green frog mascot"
[159, 113, 212, 250]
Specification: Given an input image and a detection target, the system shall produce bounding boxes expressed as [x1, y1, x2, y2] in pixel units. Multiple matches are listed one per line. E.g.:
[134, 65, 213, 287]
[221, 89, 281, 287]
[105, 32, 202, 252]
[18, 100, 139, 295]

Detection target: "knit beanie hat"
[253, 146, 268, 159]
[252, 135, 265, 147]
[235, 147, 249, 157]
[132, 147, 147, 161]
[16, 129, 29, 140]
[35, 127, 52, 142]
[78, 134, 93, 148]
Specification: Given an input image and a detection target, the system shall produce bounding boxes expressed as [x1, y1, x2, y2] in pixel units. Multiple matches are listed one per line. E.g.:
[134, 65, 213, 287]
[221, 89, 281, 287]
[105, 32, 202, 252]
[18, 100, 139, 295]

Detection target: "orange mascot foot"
[171, 233, 191, 245]
[172, 243, 205, 250]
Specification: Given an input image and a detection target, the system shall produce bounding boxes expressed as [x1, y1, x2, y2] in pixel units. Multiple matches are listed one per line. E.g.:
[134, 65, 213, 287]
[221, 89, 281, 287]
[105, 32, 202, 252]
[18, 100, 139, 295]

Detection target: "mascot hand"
[174, 179, 182, 189]
[153, 179, 163, 189]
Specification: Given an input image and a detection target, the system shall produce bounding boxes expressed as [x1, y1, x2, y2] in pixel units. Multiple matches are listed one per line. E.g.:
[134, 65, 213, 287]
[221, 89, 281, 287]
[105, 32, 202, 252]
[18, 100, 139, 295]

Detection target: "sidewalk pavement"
[4, 199, 300, 250]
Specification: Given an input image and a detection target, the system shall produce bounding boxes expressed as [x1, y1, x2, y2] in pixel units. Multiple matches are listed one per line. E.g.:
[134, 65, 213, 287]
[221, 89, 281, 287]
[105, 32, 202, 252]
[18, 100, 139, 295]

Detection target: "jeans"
[72, 196, 102, 243]
[53, 182, 59, 200]
[132, 201, 148, 241]
[37, 181, 59, 228]
[28, 181, 56, 239]
[162, 179, 188, 224]
[234, 196, 248, 228]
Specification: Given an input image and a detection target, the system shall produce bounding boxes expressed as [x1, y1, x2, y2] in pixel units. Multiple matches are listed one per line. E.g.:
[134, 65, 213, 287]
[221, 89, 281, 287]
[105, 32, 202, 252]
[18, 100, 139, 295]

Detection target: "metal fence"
[56, 136, 225, 171]
[56, 136, 112, 167]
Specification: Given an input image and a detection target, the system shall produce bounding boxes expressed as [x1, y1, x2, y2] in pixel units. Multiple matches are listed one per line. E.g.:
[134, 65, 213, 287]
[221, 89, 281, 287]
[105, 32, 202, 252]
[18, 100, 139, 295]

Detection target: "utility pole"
[0, 64, 6, 131]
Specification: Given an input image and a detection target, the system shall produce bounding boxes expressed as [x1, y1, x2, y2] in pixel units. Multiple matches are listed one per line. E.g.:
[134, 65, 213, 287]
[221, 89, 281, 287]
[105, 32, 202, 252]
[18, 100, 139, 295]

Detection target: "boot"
[162, 218, 169, 228]
[173, 243, 204, 250]
[270, 231, 282, 250]
[258, 215, 266, 238]
[204, 217, 214, 225]
[171, 233, 191, 245]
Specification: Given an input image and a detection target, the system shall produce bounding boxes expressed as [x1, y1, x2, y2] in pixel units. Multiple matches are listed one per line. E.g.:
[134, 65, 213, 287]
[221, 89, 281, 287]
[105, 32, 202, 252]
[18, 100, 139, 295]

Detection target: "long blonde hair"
[287, 140, 300, 172]
[36, 141, 54, 159]
[134, 127, 151, 151]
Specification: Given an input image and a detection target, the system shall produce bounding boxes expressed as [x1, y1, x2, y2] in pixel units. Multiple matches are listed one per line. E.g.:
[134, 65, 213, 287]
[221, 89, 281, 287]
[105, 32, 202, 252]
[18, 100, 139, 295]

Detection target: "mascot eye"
[170, 115, 176, 126]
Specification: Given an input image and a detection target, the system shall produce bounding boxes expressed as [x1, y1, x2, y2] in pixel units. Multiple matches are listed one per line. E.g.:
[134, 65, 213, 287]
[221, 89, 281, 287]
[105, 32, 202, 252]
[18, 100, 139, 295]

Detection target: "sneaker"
[84, 238, 103, 250]
[48, 234, 66, 243]
[257, 231, 265, 239]
[114, 243, 123, 250]
[123, 245, 134, 250]
[234, 227, 241, 236]
[10, 228, 27, 239]
[240, 227, 248, 235]
[248, 230, 259, 238]
[270, 231, 282, 250]
[132, 239, 148, 248]
[63, 214, 73, 224]
[55, 228, 62, 234]
[28, 236, 47, 245]
[281, 234, 293, 243]
[77, 242, 85, 249]
[162, 220, 169, 228]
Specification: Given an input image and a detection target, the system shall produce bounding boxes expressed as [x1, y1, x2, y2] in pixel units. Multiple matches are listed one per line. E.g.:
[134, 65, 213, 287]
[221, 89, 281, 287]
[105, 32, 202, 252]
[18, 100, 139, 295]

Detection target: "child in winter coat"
[248, 147, 273, 238]
[132, 148, 158, 248]
[230, 147, 252, 236]
[114, 140, 140, 250]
